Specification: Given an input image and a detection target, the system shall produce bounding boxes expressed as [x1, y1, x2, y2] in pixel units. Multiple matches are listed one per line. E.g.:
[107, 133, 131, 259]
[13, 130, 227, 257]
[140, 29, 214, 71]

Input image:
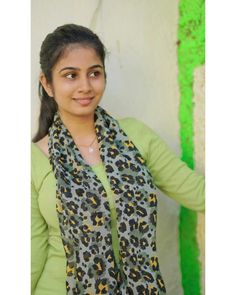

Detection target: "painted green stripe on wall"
[177, 0, 205, 294]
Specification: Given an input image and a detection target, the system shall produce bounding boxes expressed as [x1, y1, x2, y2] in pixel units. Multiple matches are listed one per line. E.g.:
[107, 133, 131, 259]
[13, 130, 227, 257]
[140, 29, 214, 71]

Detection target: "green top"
[31, 117, 204, 295]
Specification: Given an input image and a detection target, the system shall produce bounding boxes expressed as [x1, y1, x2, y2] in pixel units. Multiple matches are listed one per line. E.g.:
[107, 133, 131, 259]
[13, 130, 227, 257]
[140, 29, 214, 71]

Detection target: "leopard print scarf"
[48, 106, 166, 294]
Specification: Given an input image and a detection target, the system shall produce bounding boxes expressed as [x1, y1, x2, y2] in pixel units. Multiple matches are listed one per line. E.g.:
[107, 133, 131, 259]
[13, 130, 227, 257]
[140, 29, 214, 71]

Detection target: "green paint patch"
[178, 0, 205, 294]
[179, 208, 200, 295]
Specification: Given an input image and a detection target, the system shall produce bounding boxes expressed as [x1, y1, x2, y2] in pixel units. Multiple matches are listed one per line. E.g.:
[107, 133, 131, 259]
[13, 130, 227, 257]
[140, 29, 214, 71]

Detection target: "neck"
[59, 111, 96, 140]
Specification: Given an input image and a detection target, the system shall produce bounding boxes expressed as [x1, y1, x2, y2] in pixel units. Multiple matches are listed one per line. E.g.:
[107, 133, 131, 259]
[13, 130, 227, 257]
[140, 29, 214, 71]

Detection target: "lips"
[72, 97, 94, 106]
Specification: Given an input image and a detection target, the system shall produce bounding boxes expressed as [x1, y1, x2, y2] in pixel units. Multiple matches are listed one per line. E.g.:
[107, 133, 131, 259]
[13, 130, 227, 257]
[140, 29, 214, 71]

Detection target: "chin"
[72, 106, 98, 118]
[59, 101, 100, 120]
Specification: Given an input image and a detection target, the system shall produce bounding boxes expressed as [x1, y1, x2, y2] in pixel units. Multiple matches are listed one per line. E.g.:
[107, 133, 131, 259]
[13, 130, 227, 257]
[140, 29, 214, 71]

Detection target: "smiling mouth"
[72, 97, 94, 106]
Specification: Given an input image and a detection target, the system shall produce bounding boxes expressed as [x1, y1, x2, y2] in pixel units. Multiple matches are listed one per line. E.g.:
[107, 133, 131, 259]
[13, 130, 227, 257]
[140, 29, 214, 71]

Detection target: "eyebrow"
[59, 64, 104, 73]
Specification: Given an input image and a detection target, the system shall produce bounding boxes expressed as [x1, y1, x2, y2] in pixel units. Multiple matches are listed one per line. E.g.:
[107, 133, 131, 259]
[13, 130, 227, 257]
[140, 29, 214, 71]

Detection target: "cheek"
[94, 79, 106, 94]
[53, 82, 72, 98]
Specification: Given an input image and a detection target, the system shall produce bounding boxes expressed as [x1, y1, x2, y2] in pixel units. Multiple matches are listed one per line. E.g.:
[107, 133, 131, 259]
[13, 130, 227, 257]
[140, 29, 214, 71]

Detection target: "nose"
[77, 75, 92, 93]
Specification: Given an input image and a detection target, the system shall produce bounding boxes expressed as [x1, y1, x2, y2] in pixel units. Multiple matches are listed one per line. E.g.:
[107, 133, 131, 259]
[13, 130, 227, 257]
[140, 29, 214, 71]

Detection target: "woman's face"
[41, 44, 106, 120]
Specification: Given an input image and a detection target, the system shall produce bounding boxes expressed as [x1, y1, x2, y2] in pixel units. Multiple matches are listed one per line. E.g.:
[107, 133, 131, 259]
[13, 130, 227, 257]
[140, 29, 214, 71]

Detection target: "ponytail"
[32, 85, 57, 142]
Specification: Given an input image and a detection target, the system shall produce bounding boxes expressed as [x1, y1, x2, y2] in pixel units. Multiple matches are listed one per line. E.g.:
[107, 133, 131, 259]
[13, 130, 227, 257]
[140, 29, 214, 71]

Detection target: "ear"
[39, 73, 54, 97]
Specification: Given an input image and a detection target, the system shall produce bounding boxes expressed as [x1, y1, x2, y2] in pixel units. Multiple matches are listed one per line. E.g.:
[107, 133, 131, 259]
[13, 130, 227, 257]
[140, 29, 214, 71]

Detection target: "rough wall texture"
[193, 65, 205, 294]
[177, 0, 205, 294]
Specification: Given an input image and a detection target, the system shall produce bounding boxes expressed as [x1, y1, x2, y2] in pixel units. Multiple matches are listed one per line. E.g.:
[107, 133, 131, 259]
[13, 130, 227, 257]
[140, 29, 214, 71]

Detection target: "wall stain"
[89, 0, 103, 30]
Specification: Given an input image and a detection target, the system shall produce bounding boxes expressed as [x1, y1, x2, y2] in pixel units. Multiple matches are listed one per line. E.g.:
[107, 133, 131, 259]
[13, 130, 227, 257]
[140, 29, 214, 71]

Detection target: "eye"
[65, 73, 77, 79]
[89, 71, 101, 78]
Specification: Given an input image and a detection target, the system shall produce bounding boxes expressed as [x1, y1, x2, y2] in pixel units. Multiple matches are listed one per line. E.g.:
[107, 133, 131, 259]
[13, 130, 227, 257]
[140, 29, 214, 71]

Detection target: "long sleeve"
[147, 131, 205, 212]
[31, 179, 49, 294]
[119, 118, 205, 212]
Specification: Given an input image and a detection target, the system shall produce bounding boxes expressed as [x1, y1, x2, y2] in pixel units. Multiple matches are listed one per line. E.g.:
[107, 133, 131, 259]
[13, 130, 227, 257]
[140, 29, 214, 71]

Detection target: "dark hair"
[32, 24, 106, 142]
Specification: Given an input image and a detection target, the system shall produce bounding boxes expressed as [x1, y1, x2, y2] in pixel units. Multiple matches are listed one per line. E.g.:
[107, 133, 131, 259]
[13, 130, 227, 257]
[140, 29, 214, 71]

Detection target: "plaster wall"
[31, 1, 183, 293]
[193, 65, 205, 294]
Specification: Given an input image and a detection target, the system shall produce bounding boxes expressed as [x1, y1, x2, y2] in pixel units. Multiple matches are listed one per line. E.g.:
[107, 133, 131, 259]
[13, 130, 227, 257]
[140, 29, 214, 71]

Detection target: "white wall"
[31, 1, 183, 294]
[194, 65, 205, 294]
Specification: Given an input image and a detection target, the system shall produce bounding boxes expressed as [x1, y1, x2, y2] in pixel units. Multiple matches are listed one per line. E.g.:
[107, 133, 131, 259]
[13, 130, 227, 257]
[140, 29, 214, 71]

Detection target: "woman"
[31, 24, 204, 295]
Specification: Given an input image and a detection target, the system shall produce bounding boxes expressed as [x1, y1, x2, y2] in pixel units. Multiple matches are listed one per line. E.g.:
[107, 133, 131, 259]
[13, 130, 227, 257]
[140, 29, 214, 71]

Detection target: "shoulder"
[34, 135, 49, 158]
[117, 117, 156, 137]
[118, 117, 148, 130]
[117, 117, 164, 160]
[117, 117, 162, 142]
[31, 136, 51, 191]
[116, 116, 175, 165]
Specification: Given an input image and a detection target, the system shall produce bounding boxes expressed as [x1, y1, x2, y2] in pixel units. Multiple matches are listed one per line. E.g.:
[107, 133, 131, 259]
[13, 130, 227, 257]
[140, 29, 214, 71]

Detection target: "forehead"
[54, 44, 102, 70]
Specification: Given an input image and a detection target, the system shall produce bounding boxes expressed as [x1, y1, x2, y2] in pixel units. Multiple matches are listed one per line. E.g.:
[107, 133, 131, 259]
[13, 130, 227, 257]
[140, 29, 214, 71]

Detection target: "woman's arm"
[119, 118, 205, 212]
[147, 131, 205, 212]
[31, 180, 49, 293]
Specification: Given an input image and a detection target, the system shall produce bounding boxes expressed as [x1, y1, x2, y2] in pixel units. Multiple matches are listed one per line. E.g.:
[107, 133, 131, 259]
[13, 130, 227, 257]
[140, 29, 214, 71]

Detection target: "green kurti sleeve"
[31, 163, 49, 293]
[147, 130, 204, 211]
[119, 118, 205, 212]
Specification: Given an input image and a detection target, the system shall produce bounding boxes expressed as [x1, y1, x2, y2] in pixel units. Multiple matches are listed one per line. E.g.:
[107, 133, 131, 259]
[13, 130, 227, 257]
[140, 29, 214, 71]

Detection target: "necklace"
[76, 135, 97, 153]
